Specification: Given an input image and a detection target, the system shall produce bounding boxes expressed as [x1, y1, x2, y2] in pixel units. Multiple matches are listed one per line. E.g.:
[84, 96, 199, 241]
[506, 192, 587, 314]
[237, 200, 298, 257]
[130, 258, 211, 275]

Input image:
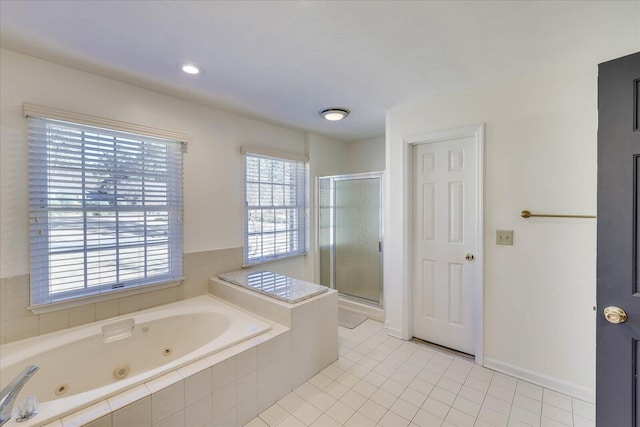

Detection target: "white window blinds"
[243, 151, 308, 265]
[28, 116, 184, 308]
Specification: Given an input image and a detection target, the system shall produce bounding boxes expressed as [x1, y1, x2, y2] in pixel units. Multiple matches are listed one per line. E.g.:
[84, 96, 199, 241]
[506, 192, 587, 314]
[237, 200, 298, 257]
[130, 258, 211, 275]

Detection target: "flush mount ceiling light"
[319, 108, 350, 121]
[180, 63, 203, 75]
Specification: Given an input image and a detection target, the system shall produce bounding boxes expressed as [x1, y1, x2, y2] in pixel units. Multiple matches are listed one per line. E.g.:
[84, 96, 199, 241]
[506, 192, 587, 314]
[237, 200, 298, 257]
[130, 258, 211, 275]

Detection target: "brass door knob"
[603, 306, 627, 324]
[465, 253, 475, 261]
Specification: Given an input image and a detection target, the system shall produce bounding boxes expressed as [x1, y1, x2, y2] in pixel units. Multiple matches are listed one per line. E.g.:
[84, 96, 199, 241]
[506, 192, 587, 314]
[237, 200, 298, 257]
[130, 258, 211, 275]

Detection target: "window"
[27, 113, 184, 309]
[243, 148, 308, 265]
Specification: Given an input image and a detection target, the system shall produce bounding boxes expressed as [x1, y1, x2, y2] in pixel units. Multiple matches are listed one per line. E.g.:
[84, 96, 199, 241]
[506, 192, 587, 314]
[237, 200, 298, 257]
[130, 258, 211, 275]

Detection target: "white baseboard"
[483, 357, 594, 403]
[384, 321, 403, 339]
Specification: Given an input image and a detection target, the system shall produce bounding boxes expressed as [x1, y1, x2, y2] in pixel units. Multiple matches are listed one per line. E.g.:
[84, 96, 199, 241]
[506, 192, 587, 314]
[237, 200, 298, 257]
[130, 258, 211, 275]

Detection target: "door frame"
[403, 123, 484, 364]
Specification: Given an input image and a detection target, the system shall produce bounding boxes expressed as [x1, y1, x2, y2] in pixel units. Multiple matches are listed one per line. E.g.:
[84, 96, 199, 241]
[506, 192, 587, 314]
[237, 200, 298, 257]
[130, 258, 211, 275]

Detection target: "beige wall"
[0, 48, 310, 276]
[0, 49, 348, 344]
[307, 133, 350, 283]
[346, 136, 385, 174]
[385, 47, 638, 402]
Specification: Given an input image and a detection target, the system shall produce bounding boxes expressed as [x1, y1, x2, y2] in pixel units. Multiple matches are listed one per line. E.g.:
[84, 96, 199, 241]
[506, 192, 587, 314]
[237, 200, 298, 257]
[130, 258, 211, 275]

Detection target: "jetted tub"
[0, 295, 272, 426]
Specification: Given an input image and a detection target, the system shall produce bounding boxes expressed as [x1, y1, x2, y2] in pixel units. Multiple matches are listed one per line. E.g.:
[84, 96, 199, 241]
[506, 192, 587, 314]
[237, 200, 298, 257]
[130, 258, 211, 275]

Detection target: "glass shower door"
[319, 173, 383, 306]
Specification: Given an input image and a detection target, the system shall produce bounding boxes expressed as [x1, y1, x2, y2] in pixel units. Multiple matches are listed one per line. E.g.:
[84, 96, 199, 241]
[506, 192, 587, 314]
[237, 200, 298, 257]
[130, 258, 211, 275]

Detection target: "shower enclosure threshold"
[338, 296, 385, 322]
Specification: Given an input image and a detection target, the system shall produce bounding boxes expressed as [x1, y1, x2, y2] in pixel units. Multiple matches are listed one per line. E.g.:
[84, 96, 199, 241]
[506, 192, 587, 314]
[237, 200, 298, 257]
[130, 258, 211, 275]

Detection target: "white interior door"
[411, 136, 478, 355]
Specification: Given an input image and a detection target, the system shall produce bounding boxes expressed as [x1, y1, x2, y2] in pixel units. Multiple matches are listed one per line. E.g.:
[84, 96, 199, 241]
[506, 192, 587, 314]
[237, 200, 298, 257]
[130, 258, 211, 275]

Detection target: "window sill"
[28, 279, 184, 315]
[242, 252, 308, 268]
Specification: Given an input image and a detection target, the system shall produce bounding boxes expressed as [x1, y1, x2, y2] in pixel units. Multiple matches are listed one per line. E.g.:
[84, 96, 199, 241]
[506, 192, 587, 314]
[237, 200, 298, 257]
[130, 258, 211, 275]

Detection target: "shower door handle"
[379, 242, 383, 253]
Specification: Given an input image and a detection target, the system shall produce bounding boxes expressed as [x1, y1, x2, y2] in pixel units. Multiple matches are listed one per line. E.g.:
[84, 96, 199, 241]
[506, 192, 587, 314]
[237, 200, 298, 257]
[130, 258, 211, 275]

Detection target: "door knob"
[603, 306, 627, 324]
[465, 253, 475, 261]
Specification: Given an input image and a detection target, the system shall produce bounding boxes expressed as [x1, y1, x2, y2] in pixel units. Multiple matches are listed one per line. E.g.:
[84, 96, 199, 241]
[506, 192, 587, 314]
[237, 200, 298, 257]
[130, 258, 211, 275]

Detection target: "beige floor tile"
[412, 408, 444, 427]
[308, 392, 337, 412]
[344, 411, 377, 427]
[246, 416, 269, 427]
[291, 402, 322, 425]
[379, 410, 411, 427]
[260, 404, 289, 426]
[325, 400, 356, 424]
[309, 413, 342, 427]
[390, 398, 420, 421]
[358, 399, 388, 423]
[341, 389, 368, 411]
[256, 320, 583, 427]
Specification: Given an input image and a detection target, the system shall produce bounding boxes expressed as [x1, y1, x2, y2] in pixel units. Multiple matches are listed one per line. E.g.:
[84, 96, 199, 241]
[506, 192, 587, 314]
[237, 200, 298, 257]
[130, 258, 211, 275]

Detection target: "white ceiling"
[1, 1, 638, 142]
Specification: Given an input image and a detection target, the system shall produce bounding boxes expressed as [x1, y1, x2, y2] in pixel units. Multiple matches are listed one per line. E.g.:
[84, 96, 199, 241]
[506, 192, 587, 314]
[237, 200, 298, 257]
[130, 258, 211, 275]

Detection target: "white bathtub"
[0, 295, 271, 426]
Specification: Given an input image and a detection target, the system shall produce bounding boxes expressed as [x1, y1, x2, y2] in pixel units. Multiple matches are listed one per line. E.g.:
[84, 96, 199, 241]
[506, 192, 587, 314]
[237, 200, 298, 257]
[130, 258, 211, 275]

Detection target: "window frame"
[242, 147, 309, 266]
[25, 104, 187, 312]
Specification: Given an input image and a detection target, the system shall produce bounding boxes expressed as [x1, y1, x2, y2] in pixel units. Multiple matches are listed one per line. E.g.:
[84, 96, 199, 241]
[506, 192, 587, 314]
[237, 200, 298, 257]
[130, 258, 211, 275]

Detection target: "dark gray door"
[597, 51, 640, 426]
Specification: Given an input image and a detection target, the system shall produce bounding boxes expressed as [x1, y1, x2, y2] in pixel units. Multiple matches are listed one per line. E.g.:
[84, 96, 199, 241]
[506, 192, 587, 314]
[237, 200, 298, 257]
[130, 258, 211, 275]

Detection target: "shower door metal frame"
[319, 171, 384, 307]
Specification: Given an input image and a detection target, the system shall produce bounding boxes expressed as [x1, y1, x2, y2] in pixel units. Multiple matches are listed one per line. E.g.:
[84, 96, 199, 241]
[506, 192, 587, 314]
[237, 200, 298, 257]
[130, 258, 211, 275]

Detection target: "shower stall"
[318, 172, 383, 308]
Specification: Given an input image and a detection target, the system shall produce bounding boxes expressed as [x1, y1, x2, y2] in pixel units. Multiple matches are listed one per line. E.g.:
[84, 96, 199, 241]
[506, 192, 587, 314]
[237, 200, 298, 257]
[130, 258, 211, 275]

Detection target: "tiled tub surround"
[210, 277, 339, 389]
[0, 295, 275, 426]
[0, 274, 337, 427]
[0, 248, 245, 345]
[42, 325, 293, 427]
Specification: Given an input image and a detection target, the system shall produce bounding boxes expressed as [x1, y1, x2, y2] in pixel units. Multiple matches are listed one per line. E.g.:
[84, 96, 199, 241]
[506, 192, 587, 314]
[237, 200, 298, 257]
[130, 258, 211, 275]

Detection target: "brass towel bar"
[521, 210, 596, 219]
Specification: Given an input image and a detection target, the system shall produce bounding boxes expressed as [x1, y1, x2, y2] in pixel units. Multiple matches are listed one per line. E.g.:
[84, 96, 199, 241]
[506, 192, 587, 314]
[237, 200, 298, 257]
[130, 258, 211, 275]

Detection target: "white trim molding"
[23, 103, 189, 144]
[484, 357, 595, 404]
[241, 145, 309, 164]
[384, 321, 404, 339]
[402, 123, 485, 365]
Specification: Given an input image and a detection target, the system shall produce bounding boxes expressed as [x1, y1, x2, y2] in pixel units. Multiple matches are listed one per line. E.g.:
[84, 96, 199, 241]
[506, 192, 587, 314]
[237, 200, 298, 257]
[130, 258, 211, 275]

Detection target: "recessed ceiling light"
[180, 63, 202, 75]
[319, 108, 350, 121]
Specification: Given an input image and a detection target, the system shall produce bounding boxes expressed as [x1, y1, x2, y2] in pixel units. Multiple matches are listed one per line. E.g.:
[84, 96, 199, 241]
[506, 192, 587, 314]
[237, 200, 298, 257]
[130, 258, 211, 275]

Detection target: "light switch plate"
[496, 230, 514, 245]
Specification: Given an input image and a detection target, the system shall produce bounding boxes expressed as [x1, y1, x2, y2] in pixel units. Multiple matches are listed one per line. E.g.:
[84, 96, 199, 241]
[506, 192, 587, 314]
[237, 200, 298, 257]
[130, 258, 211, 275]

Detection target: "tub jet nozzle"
[113, 364, 130, 380]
